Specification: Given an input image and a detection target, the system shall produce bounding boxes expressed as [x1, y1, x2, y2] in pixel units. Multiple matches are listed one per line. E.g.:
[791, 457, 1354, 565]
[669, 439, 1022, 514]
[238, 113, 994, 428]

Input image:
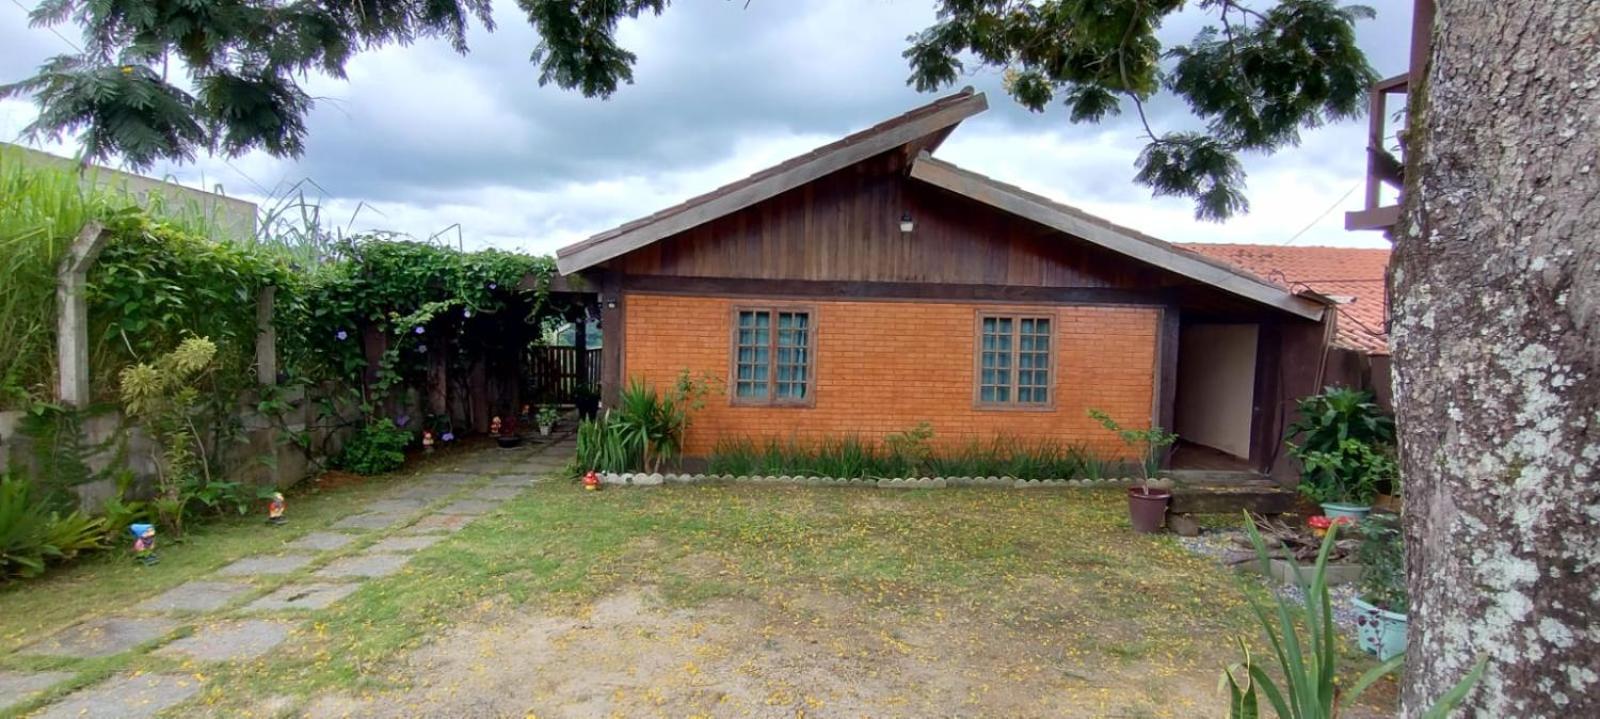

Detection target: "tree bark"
[1393, 2, 1599, 716]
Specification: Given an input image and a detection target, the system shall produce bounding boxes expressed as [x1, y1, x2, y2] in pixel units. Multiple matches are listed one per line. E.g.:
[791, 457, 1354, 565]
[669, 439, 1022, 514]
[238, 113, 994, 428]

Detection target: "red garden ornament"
[583, 471, 601, 491]
[1308, 514, 1355, 537]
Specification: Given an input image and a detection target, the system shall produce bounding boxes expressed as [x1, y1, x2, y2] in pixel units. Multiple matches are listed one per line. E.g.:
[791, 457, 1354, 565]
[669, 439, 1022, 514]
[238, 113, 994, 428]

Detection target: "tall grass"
[708, 433, 1113, 480]
[0, 148, 236, 408]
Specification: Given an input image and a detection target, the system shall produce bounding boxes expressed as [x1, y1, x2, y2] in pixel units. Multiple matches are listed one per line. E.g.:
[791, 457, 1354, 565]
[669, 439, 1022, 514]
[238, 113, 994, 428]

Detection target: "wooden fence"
[527, 346, 602, 403]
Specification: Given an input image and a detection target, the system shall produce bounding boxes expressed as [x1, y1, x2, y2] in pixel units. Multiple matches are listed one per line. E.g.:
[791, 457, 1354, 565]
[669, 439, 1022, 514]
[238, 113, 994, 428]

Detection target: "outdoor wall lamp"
[899, 211, 914, 234]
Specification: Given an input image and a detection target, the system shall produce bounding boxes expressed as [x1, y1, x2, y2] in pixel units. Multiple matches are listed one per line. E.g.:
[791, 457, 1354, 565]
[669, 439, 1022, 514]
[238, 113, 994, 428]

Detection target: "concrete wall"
[0, 386, 357, 512]
[2, 143, 257, 240]
[1174, 323, 1258, 459]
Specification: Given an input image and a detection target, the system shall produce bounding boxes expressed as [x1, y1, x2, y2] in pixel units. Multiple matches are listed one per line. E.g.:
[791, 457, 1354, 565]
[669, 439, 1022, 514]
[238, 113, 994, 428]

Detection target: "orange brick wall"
[622, 294, 1159, 460]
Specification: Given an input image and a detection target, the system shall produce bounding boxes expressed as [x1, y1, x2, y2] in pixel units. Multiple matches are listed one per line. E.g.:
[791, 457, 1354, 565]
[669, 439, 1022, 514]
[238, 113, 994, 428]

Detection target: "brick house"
[555, 89, 1358, 481]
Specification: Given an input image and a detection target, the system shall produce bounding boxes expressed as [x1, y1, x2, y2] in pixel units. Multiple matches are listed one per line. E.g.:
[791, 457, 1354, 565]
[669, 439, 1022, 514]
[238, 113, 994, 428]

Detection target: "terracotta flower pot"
[1128, 486, 1172, 533]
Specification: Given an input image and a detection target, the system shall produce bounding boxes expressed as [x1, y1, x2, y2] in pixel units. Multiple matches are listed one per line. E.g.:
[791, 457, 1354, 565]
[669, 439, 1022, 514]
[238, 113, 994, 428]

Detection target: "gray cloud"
[2, 0, 1408, 251]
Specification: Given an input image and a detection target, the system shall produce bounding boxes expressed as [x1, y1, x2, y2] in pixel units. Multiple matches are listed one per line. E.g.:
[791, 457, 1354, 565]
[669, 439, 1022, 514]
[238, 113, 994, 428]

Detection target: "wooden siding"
[614, 153, 1168, 290]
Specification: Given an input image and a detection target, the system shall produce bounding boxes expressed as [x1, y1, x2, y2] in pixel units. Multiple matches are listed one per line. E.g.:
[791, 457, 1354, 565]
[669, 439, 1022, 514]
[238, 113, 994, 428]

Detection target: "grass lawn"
[0, 464, 1398, 718]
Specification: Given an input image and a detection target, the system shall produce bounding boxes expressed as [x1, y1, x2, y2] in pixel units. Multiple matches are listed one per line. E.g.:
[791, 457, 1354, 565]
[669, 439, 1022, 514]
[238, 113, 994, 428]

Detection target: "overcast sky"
[1, 1, 1408, 254]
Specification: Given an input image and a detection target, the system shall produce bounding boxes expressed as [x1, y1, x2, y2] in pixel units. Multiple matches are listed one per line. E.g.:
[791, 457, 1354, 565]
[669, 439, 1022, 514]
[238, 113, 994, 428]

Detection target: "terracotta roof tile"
[1180, 243, 1391, 354]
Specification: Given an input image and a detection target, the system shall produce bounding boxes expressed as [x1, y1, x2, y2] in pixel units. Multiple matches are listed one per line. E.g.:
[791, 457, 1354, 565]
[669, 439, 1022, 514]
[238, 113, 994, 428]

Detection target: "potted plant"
[1292, 438, 1395, 520]
[1089, 409, 1178, 533]
[1285, 387, 1397, 520]
[536, 405, 559, 436]
[494, 415, 522, 448]
[1352, 512, 1408, 660]
[573, 383, 601, 420]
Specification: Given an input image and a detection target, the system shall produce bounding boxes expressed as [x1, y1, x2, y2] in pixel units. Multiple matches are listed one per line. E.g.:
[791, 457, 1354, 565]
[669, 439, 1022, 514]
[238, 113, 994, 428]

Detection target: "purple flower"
[487, 282, 498, 290]
[462, 308, 472, 318]
[394, 414, 410, 427]
[441, 432, 455, 442]
[335, 329, 348, 341]
[413, 326, 425, 335]
[417, 344, 427, 353]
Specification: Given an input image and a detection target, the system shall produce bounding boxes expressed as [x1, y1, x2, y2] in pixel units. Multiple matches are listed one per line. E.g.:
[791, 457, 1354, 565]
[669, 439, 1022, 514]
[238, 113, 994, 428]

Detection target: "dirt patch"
[303, 586, 1225, 718]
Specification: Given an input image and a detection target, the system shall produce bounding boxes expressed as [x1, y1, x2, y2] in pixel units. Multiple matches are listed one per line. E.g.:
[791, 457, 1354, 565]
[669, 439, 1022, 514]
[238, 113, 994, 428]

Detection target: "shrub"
[118, 336, 219, 533]
[576, 413, 643, 474]
[1293, 438, 1395, 506]
[610, 373, 718, 473]
[1088, 408, 1177, 484]
[1357, 512, 1407, 614]
[1, 475, 106, 580]
[1285, 387, 1398, 501]
[1222, 516, 1481, 718]
[337, 418, 412, 475]
[709, 428, 1105, 480]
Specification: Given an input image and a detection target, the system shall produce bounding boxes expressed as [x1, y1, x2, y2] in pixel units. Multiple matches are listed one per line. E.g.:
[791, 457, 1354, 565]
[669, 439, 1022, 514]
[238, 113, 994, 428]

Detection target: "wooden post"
[256, 286, 277, 385]
[56, 222, 108, 407]
[427, 347, 447, 416]
[599, 271, 625, 409]
[573, 314, 588, 398]
[1154, 305, 1181, 468]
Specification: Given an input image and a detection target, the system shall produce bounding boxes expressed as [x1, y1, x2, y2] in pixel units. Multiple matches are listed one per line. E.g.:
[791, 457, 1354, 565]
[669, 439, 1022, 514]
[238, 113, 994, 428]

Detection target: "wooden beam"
[599, 271, 625, 409]
[1344, 205, 1402, 231]
[1155, 305, 1180, 461]
[909, 155, 1327, 322]
[556, 93, 989, 274]
[621, 274, 1176, 307]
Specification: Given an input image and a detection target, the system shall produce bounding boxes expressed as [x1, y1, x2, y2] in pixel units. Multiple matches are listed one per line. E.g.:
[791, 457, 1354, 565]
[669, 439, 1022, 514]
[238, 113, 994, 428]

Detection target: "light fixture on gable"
[899, 211, 914, 234]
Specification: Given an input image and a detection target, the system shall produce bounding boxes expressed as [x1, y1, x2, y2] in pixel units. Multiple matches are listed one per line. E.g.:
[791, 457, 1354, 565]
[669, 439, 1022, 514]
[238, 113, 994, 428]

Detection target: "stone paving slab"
[0, 670, 74, 709]
[285, 531, 357, 552]
[155, 620, 293, 662]
[363, 498, 430, 514]
[134, 580, 254, 613]
[365, 534, 445, 553]
[215, 554, 317, 577]
[421, 472, 478, 484]
[34, 673, 200, 719]
[486, 474, 541, 486]
[330, 511, 409, 531]
[437, 499, 500, 516]
[384, 483, 458, 501]
[244, 582, 361, 612]
[313, 553, 411, 579]
[20, 616, 178, 658]
[402, 513, 473, 534]
[468, 485, 522, 501]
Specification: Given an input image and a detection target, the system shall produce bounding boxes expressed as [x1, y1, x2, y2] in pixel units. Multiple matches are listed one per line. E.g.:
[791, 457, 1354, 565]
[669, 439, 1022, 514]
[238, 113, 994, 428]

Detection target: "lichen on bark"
[1391, 2, 1599, 716]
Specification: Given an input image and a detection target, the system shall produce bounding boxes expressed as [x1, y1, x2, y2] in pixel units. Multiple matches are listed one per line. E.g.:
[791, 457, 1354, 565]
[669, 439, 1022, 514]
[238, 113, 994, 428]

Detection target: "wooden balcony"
[1345, 73, 1411, 232]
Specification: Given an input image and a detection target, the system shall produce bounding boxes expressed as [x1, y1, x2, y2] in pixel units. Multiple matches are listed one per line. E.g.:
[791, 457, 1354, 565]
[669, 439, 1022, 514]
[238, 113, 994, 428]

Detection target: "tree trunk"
[1392, 2, 1599, 716]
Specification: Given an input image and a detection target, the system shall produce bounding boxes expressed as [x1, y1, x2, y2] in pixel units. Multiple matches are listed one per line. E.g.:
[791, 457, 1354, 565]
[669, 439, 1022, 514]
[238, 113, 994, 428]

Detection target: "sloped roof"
[555, 88, 989, 273]
[1181, 243, 1391, 354]
[908, 154, 1326, 321]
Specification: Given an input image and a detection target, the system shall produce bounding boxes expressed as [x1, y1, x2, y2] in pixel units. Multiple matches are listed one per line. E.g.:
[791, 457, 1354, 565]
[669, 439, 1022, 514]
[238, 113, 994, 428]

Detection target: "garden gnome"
[583, 470, 601, 491]
[422, 429, 435, 454]
[267, 492, 286, 525]
[130, 523, 159, 565]
[490, 416, 502, 435]
[519, 403, 532, 425]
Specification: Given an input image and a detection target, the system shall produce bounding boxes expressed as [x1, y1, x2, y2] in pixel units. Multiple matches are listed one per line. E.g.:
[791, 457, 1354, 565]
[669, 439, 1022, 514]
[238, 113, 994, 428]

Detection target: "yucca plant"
[1223, 515, 1484, 718]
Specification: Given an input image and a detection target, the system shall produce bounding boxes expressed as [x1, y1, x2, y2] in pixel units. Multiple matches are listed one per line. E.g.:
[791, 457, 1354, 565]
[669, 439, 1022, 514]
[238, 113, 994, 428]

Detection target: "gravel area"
[1176, 528, 1362, 635]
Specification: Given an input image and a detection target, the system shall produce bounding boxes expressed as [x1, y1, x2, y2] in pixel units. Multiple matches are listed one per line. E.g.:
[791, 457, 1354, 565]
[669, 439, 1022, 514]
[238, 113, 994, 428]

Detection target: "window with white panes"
[976, 313, 1052, 407]
[732, 307, 813, 406]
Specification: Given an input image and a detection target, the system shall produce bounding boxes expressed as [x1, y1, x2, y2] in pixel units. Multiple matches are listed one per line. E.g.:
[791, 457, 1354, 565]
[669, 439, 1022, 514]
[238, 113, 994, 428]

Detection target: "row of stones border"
[599, 472, 1142, 489]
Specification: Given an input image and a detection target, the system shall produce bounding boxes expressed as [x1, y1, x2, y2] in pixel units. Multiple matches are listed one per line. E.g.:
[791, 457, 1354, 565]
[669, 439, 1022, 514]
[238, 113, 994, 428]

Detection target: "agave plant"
[1223, 515, 1484, 718]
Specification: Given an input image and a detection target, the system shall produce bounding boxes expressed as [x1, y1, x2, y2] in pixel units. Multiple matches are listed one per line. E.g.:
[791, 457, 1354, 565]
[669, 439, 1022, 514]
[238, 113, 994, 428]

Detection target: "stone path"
[2, 433, 574, 717]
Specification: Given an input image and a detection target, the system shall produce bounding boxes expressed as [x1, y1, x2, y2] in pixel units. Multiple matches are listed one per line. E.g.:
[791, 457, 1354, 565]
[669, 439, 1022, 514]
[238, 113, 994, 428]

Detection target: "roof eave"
[555, 91, 989, 275]
[907, 153, 1327, 322]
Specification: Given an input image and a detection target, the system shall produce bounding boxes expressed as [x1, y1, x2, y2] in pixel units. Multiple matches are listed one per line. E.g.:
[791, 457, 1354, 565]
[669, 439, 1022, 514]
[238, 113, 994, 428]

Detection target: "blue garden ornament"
[130, 523, 159, 565]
